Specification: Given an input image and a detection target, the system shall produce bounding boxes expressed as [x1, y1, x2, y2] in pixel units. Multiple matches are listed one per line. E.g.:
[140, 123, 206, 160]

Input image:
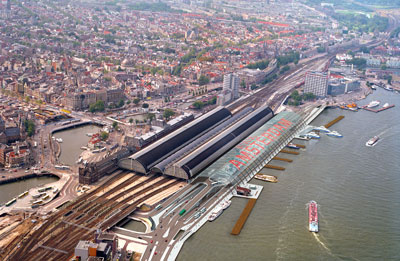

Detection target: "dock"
[264, 164, 285, 171]
[324, 115, 344, 128]
[361, 104, 395, 113]
[272, 157, 293, 162]
[280, 149, 299, 155]
[293, 144, 305, 148]
[231, 198, 257, 235]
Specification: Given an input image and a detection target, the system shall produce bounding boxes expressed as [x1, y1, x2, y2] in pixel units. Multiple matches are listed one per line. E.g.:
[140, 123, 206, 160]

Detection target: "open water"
[53, 124, 101, 165]
[178, 88, 400, 260]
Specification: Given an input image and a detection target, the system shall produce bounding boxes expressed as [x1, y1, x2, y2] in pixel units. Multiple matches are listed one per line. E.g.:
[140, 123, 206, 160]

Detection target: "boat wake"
[312, 233, 335, 256]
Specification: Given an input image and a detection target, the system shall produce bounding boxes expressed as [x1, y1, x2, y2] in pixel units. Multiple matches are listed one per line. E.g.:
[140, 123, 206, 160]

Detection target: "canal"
[53, 124, 101, 166]
[0, 176, 59, 205]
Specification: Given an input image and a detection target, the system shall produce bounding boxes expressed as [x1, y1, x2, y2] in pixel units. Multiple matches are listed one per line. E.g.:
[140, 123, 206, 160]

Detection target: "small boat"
[304, 132, 320, 139]
[286, 143, 300, 149]
[383, 103, 389, 108]
[208, 208, 223, 222]
[56, 138, 63, 143]
[220, 200, 231, 210]
[366, 136, 379, 147]
[326, 131, 343, 138]
[308, 200, 319, 232]
[254, 174, 277, 183]
[367, 101, 380, 108]
[313, 126, 330, 133]
[86, 133, 93, 137]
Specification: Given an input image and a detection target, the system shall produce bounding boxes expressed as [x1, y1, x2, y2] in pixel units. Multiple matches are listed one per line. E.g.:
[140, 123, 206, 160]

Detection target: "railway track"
[9, 170, 182, 260]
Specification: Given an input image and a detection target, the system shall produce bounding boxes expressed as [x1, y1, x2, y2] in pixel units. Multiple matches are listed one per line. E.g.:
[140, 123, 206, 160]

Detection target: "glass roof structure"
[197, 111, 302, 185]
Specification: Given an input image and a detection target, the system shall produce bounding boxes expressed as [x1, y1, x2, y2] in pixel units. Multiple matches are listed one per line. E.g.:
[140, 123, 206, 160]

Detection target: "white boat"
[326, 131, 343, 138]
[208, 208, 223, 222]
[367, 101, 380, 108]
[286, 143, 300, 149]
[313, 126, 330, 133]
[56, 138, 63, 143]
[220, 200, 231, 210]
[304, 132, 320, 139]
[366, 136, 379, 147]
[86, 133, 93, 137]
[383, 103, 389, 108]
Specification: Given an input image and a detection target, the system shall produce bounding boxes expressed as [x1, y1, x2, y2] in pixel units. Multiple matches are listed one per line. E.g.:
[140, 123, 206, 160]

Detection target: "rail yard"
[6, 170, 185, 260]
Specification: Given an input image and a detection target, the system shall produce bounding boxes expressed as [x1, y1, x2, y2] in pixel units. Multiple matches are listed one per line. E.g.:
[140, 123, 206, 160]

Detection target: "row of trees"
[246, 59, 270, 70]
[287, 90, 316, 106]
[192, 96, 217, 110]
[24, 119, 35, 137]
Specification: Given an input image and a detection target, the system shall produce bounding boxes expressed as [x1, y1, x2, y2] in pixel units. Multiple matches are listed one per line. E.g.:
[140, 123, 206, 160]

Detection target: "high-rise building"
[304, 71, 329, 97]
[223, 73, 240, 99]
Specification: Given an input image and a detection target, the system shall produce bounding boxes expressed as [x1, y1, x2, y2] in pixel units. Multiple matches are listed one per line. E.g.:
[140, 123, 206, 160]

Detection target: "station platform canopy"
[197, 111, 302, 185]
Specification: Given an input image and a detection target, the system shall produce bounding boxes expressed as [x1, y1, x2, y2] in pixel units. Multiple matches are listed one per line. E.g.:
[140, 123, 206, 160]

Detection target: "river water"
[53, 124, 101, 165]
[0, 176, 59, 204]
[178, 88, 400, 260]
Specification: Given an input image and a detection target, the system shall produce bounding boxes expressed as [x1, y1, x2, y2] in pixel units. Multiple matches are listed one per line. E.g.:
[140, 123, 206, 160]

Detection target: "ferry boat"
[366, 136, 379, 147]
[326, 131, 343, 138]
[367, 100, 380, 108]
[220, 200, 232, 210]
[383, 103, 390, 108]
[208, 208, 223, 222]
[304, 132, 320, 139]
[308, 200, 319, 232]
[286, 143, 300, 149]
[313, 126, 330, 133]
[254, 174, 278, 183]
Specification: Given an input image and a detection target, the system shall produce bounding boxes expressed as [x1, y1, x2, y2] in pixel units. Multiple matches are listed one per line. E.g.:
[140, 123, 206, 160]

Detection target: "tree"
[89, 100, 105, 113]
[192, 101, 204, 110]
[100, 131, 109, 141]
[24, 119, 35, 137]
[198, 74, 210, 86]
[112, 121, 118, 129]
[146, 113, 155, 122]
[117, 99, 124, 108]
[133, 98, 140, 105]
[163, 108, 175, 120]
[129, 118, 134, 124]
[142, 103, 149, 109]
[240, 79, 246, 89]
[126, 100, 131, 105]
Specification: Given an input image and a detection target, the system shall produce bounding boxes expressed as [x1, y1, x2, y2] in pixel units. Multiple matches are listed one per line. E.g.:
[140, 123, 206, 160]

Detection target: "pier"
[231, 199, 257, 235]
[324, 115, 344, 128]
[293, 143, 305, 148]
[280, 149, 300, 155]
[272, 157, 293, 162]
[264, 164, 285, 171]
[361, 104, 395, 113]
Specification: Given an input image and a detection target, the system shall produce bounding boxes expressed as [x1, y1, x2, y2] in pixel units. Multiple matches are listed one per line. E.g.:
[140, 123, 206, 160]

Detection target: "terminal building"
[119, 105, 275, 180]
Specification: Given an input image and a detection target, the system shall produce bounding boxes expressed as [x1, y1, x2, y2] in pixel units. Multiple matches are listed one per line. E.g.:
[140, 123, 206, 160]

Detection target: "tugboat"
[308, 200, 318, 232]
[366, 136, 379, 147]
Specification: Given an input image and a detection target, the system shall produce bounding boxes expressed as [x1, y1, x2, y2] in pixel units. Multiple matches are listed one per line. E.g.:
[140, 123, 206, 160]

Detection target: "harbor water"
[178, 88, 400, 260]
[53, 124, 101, 165]
[0, 176, 59, 205]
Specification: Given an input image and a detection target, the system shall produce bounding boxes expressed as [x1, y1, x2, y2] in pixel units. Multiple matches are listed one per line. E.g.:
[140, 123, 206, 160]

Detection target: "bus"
[38, 186, 52, 193]
[179, 209, 186, 216]
[5, 198, 17, 207]
[18, 191, 29, 199]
